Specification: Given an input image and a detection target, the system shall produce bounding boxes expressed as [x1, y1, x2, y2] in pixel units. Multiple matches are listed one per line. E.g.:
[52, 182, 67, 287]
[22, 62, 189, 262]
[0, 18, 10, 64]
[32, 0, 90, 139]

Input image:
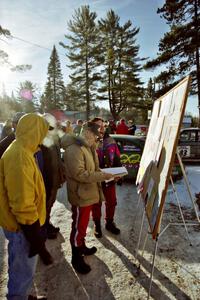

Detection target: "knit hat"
[12, 112, 26, 124]
[83, 121, 101, 137]
[43, 113, 57, 129]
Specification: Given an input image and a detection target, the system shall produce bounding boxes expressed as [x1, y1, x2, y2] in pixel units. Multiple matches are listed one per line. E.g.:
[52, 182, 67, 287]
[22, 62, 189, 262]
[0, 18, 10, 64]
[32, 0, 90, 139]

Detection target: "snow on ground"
[166, 166, 200, 209]
[0, 166, 200, 299]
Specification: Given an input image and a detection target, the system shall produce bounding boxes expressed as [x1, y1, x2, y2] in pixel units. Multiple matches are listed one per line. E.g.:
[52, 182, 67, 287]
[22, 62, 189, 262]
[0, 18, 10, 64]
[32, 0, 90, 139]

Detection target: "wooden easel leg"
[141, 231, 149, 257]
[170, 176, 192, 246]
[135, 206, 146, 260]
[147, 235, 159, 300]
[133, 194, 142, 229]
[176, 151, 200, 222]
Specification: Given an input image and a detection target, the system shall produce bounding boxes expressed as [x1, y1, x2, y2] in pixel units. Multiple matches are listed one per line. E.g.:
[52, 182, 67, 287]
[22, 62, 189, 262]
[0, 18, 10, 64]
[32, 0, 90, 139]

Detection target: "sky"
[0, 0, 198, 116]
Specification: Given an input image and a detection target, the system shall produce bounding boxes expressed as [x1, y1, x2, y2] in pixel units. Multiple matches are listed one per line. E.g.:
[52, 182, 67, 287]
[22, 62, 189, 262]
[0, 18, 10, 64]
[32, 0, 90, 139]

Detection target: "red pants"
[70, 205, 92, 247]
[92, 184, 117, 222]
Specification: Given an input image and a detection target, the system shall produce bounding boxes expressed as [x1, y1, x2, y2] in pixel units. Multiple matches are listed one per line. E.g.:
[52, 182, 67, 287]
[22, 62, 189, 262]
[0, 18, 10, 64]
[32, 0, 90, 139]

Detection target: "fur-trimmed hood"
[61, 134, 90, 150]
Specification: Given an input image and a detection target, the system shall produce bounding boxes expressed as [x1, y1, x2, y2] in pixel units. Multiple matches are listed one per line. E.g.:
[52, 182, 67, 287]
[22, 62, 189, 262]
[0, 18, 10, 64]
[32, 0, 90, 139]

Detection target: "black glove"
[117, 178, 123, 186]
[20, 219, 45, 257]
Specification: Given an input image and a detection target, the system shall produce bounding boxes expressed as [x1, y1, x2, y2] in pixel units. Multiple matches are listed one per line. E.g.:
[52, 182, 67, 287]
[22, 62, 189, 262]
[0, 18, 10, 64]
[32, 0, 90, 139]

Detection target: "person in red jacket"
[116, 119, 129, 134]
[91, 117, 121, 238]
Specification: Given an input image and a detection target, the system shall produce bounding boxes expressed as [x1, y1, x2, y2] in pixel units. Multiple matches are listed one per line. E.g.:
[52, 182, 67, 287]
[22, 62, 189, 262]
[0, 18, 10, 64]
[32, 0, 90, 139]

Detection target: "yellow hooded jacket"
[0, 113, 48, 232]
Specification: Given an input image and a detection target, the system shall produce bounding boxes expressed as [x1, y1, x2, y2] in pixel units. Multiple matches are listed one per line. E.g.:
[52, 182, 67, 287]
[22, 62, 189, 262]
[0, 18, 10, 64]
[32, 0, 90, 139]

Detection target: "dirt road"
[0, 181, 200, 299]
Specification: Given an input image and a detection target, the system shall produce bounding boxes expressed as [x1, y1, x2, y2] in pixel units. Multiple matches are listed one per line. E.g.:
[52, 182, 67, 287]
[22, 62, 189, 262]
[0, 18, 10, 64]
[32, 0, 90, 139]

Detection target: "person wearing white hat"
[39, 113, 65, 239]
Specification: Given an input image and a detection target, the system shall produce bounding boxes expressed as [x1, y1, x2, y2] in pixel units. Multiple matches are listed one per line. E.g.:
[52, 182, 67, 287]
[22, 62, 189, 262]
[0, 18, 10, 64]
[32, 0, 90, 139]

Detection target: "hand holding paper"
[101, 167, 128, 182]
[103, 173, 115, 181]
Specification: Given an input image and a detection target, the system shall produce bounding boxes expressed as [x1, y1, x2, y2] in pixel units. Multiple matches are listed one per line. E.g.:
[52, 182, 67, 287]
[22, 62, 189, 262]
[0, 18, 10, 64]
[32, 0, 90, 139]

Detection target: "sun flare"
[0, 66, 12, 83]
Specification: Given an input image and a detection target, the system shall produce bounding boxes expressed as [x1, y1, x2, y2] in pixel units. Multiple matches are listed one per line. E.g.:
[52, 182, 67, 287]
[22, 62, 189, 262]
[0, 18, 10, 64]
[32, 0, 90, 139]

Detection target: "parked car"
[111, 134, 145, 180]
[135, 125, 148, 136]
[111, 134, 182, 181]
[0, 122, 4, 139]
[178, 128, 200, 162]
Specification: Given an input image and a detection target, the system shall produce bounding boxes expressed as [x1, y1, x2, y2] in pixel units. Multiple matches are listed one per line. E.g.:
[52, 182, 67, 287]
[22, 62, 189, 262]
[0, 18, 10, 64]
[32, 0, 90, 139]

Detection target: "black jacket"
[0, 133, 15, 158]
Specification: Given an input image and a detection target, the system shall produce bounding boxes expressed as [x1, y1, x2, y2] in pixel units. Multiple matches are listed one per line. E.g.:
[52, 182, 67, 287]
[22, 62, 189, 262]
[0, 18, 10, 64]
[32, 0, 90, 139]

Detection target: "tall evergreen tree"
[145, 78, 156, 101]
[145, 0, 200, 119]
[17, 80, 37, 113]
[0, 86, 21, 120]
[65, 82, 84, 111]
[98, 10, 143, 120]
[60, 5, 100, 120]
[41, 45, 66, 111]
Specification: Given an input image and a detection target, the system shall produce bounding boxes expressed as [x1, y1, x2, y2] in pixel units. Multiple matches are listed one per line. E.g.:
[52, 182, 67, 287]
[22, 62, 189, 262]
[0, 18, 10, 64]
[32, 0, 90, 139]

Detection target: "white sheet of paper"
[147, 178, 154, 198]
[100, 166, 128, 176]
[101, 167, 128, 182]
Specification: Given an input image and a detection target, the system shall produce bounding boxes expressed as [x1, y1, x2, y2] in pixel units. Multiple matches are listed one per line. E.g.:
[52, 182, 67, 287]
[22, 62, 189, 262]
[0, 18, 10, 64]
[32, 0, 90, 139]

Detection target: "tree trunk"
[85, 51, 90, 120]
[53, 64, 56, 108]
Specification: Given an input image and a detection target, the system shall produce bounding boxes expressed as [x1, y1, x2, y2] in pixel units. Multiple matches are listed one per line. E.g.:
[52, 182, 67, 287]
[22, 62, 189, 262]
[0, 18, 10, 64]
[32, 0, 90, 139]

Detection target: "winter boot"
[28, 296, 47, 300]
[195, 192, 200, 199]
[81, 244, 97, 256]
[105, 221, 120, 235]
[39, 246, 54, 265]
[46, 221, 59, 239]
[196, 198, 200, 210]
[47, 222, 60, 233]
[47, 230, 57, 239]
[71, 246, 91, 274]
[94, 221, 102, 238]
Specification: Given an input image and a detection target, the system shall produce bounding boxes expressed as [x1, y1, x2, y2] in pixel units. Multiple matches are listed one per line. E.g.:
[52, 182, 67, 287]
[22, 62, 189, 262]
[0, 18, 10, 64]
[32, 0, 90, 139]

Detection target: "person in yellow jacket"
[0, 113, 51, 300]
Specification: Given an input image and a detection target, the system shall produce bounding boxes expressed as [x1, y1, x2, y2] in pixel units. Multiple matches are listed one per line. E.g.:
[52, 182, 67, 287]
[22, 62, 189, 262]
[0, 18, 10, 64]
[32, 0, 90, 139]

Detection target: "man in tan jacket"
[61, 121, 113, 274]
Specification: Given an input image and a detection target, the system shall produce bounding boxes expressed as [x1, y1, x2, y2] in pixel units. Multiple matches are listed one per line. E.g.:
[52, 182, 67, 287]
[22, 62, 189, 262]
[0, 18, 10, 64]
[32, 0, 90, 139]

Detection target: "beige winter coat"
[61, 135, 107, 207]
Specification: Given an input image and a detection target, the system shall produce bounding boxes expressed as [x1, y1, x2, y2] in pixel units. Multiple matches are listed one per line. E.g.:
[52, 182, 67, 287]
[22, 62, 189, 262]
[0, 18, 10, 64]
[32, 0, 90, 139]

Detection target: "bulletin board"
[136, 76, 190, 239]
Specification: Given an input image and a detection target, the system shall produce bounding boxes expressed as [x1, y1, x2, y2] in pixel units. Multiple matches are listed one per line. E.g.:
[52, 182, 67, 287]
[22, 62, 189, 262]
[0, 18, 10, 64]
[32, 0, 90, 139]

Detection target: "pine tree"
[0, 86, 23, 119]
[42, 45, 66, 111]
[145, 78, 156, 101]
[145, 0, 200, 119]
[17, 81, 37, 113]
[65, 82, 84, 111]
[60, 5, 101, 120]
[98, 10, 143, 120]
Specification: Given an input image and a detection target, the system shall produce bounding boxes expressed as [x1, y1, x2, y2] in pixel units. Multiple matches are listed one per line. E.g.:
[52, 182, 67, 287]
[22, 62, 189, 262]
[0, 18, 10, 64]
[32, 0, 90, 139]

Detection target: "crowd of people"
[0, 113, 136, 300]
